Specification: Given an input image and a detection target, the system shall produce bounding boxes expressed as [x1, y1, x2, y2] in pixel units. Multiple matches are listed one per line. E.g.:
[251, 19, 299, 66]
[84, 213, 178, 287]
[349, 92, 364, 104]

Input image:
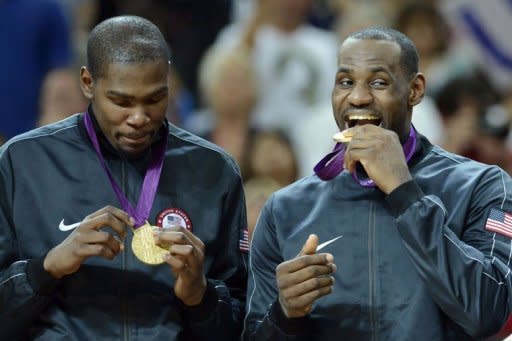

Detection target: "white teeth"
[347, 115, 380, 120]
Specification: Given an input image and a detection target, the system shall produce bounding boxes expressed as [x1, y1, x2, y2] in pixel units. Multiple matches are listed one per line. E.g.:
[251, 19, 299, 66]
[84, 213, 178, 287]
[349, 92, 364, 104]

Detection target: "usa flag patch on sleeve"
[239, 228, 249, 253]
[485, 208, 512, 238]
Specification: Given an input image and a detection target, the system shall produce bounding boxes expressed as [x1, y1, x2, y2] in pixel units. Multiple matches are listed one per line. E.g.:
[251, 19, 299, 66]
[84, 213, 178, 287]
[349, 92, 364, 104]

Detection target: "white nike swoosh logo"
[316, 235, 343, 252]
[58, 219, 81, 231]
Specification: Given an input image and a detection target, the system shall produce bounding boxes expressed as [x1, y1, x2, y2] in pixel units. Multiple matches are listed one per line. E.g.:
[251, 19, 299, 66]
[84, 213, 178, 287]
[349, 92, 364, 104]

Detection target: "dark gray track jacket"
[0, 113, 247, 340]
[244, 134, 512, 340]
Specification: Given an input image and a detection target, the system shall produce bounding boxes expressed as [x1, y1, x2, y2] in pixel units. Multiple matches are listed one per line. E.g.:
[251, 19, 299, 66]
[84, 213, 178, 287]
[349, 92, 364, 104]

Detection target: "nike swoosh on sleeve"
[58, 219, 81, 231]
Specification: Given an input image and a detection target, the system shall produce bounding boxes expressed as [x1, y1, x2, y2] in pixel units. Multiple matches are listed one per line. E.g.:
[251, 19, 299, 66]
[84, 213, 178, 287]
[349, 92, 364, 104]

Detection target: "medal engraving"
[131, 223, 168, 265]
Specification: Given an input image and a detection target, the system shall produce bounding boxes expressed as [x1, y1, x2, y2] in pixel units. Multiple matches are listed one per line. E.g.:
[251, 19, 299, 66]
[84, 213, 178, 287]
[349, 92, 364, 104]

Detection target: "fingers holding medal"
[131, 208, 207, 306]
[153, 224, 208, 306]
[153, 225, 205, 271]
[44, 205, 134, 279]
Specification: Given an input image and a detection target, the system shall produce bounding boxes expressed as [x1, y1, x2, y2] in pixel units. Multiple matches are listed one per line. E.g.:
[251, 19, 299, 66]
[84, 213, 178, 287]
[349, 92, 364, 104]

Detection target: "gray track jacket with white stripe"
[244, 134, 512, 340]
[0, 113, 247, 340]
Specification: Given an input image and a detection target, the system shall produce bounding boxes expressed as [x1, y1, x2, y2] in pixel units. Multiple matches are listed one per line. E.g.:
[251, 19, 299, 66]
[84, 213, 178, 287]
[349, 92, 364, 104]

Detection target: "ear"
[79, 66, 94, 100]
[408, 72, 426, 107]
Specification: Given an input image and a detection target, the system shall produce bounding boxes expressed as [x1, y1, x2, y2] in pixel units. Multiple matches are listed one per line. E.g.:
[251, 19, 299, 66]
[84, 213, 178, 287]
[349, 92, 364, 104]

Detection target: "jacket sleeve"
[184, 161, 248, 340]
[0, 146, 59, 339]
[386, 169, 512, 339]
[242, 195, 312, 340]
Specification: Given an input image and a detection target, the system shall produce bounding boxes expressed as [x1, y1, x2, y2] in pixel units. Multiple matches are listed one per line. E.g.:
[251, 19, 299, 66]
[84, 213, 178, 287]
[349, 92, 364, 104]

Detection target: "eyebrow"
[336, 66, 392, 74]
[106, 86, 168, 100]
[336, 66, 352, 74]
[369, 66, 391, 74]
[106, 90, 134, 99]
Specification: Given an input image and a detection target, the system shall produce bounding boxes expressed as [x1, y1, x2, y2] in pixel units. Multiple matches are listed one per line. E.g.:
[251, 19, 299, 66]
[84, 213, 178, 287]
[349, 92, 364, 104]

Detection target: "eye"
[111, 98, 132, 108]
[370, 79, 388, 88]
[145, 93, 167, 105]
[337, 78, 353, 89]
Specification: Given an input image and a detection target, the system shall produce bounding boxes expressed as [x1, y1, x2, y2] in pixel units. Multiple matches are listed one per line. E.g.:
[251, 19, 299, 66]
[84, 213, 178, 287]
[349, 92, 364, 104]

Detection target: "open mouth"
[333, 114, 382, 143]
[344, 114, 382, 128]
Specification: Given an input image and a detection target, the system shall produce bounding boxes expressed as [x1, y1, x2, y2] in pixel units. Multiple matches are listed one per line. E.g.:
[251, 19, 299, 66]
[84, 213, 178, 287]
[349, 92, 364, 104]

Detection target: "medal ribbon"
[84, 112, 167, 227]
[314, 125, 417, 187]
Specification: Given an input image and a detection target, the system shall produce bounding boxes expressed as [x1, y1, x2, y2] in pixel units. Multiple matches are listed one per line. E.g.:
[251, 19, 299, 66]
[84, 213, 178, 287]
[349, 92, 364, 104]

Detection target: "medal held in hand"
[131, 222, 168, 265]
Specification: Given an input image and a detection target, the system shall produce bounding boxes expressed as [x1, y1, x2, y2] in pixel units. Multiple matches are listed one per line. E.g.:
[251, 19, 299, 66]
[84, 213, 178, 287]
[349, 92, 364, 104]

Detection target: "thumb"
[298, 234, 318, 256]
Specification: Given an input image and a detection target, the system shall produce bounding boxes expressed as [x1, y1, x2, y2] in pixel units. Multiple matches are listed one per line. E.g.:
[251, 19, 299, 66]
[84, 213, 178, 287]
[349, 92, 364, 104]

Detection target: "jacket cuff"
[183, 280, 218, 322]
[269, 300, 311, 336]
[385, 180, 425, 217]
[26, 258, 59, 295]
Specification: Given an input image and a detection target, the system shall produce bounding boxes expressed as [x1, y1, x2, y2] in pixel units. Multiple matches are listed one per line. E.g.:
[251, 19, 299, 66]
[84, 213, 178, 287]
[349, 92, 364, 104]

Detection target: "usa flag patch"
[485, 208, 512, 238]
[239, 228, 249, 253]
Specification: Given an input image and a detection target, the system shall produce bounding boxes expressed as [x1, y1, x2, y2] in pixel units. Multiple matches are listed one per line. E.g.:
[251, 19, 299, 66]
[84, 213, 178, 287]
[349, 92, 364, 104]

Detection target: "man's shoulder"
[1, 115, 80, 151]
[427, 145, 499, 173]
[419, 144, 507, 186]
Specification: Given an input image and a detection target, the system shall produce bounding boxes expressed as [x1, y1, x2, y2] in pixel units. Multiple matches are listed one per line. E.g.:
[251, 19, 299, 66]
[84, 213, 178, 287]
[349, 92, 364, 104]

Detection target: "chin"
[120, 145, 149, 159]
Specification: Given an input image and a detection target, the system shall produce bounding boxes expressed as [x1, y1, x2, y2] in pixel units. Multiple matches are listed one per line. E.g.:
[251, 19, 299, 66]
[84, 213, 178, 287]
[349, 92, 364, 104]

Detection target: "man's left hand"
[154, 226, 207, 306]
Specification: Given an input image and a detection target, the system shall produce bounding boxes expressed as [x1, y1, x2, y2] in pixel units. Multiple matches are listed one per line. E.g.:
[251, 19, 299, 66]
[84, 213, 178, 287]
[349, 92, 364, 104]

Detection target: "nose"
[126, 106, 149, 127]
[347, 83, 372, 107]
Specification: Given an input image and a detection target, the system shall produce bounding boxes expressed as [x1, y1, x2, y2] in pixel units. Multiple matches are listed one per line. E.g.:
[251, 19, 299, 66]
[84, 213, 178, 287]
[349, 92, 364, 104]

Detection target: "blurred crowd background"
[1, 0, 512, 240]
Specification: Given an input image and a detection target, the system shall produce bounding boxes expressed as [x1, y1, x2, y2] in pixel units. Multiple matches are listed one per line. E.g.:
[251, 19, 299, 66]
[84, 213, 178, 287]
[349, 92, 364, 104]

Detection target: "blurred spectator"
[37, 68, 87, 127]
[246, 130, 299, 187]
[466, 104, 512, 174]
[309, 0, 337, 30]
[243, 176, 281, 242]
[332, 1, 392, 40]
[395, 2, 480, 97]
[505, 87, 512, 149]
[435, 71, 501, 156]
[193, 46, 258, 176]
[212, 0, 338, 137]
[0, 0, 73, 138]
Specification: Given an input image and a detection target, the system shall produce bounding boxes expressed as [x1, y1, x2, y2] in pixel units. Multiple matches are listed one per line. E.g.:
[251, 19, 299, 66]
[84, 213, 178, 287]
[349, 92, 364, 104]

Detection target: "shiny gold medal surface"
[131, 222, 168, 265]
[332, 131, 353, 143]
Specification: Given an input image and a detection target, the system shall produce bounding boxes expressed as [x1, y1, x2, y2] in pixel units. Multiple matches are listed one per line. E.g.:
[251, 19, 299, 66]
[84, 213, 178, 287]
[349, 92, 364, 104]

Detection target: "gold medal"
[332, 131, 353, 143]
[131, 222, 168, 265]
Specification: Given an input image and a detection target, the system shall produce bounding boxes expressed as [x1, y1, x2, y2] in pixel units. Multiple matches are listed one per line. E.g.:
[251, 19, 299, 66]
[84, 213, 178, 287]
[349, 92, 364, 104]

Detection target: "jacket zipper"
[368, 201, 377, 341]
[121, 161, 130, 341]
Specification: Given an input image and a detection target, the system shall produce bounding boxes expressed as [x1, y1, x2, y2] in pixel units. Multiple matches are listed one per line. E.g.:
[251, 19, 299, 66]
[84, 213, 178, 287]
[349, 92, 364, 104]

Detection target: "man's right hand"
[276, 234, 336, 318]
[43, 206, 134, 279]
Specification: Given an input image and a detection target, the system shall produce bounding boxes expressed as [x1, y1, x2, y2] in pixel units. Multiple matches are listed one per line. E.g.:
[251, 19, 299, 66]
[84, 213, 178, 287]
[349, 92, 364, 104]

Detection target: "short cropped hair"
[86, 15, 170, 78]
[347, 27, 419, 79]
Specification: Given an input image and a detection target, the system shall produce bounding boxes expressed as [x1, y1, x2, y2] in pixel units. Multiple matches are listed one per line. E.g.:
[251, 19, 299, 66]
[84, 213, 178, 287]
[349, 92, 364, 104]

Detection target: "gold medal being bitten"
[131, 222, 168, 265]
